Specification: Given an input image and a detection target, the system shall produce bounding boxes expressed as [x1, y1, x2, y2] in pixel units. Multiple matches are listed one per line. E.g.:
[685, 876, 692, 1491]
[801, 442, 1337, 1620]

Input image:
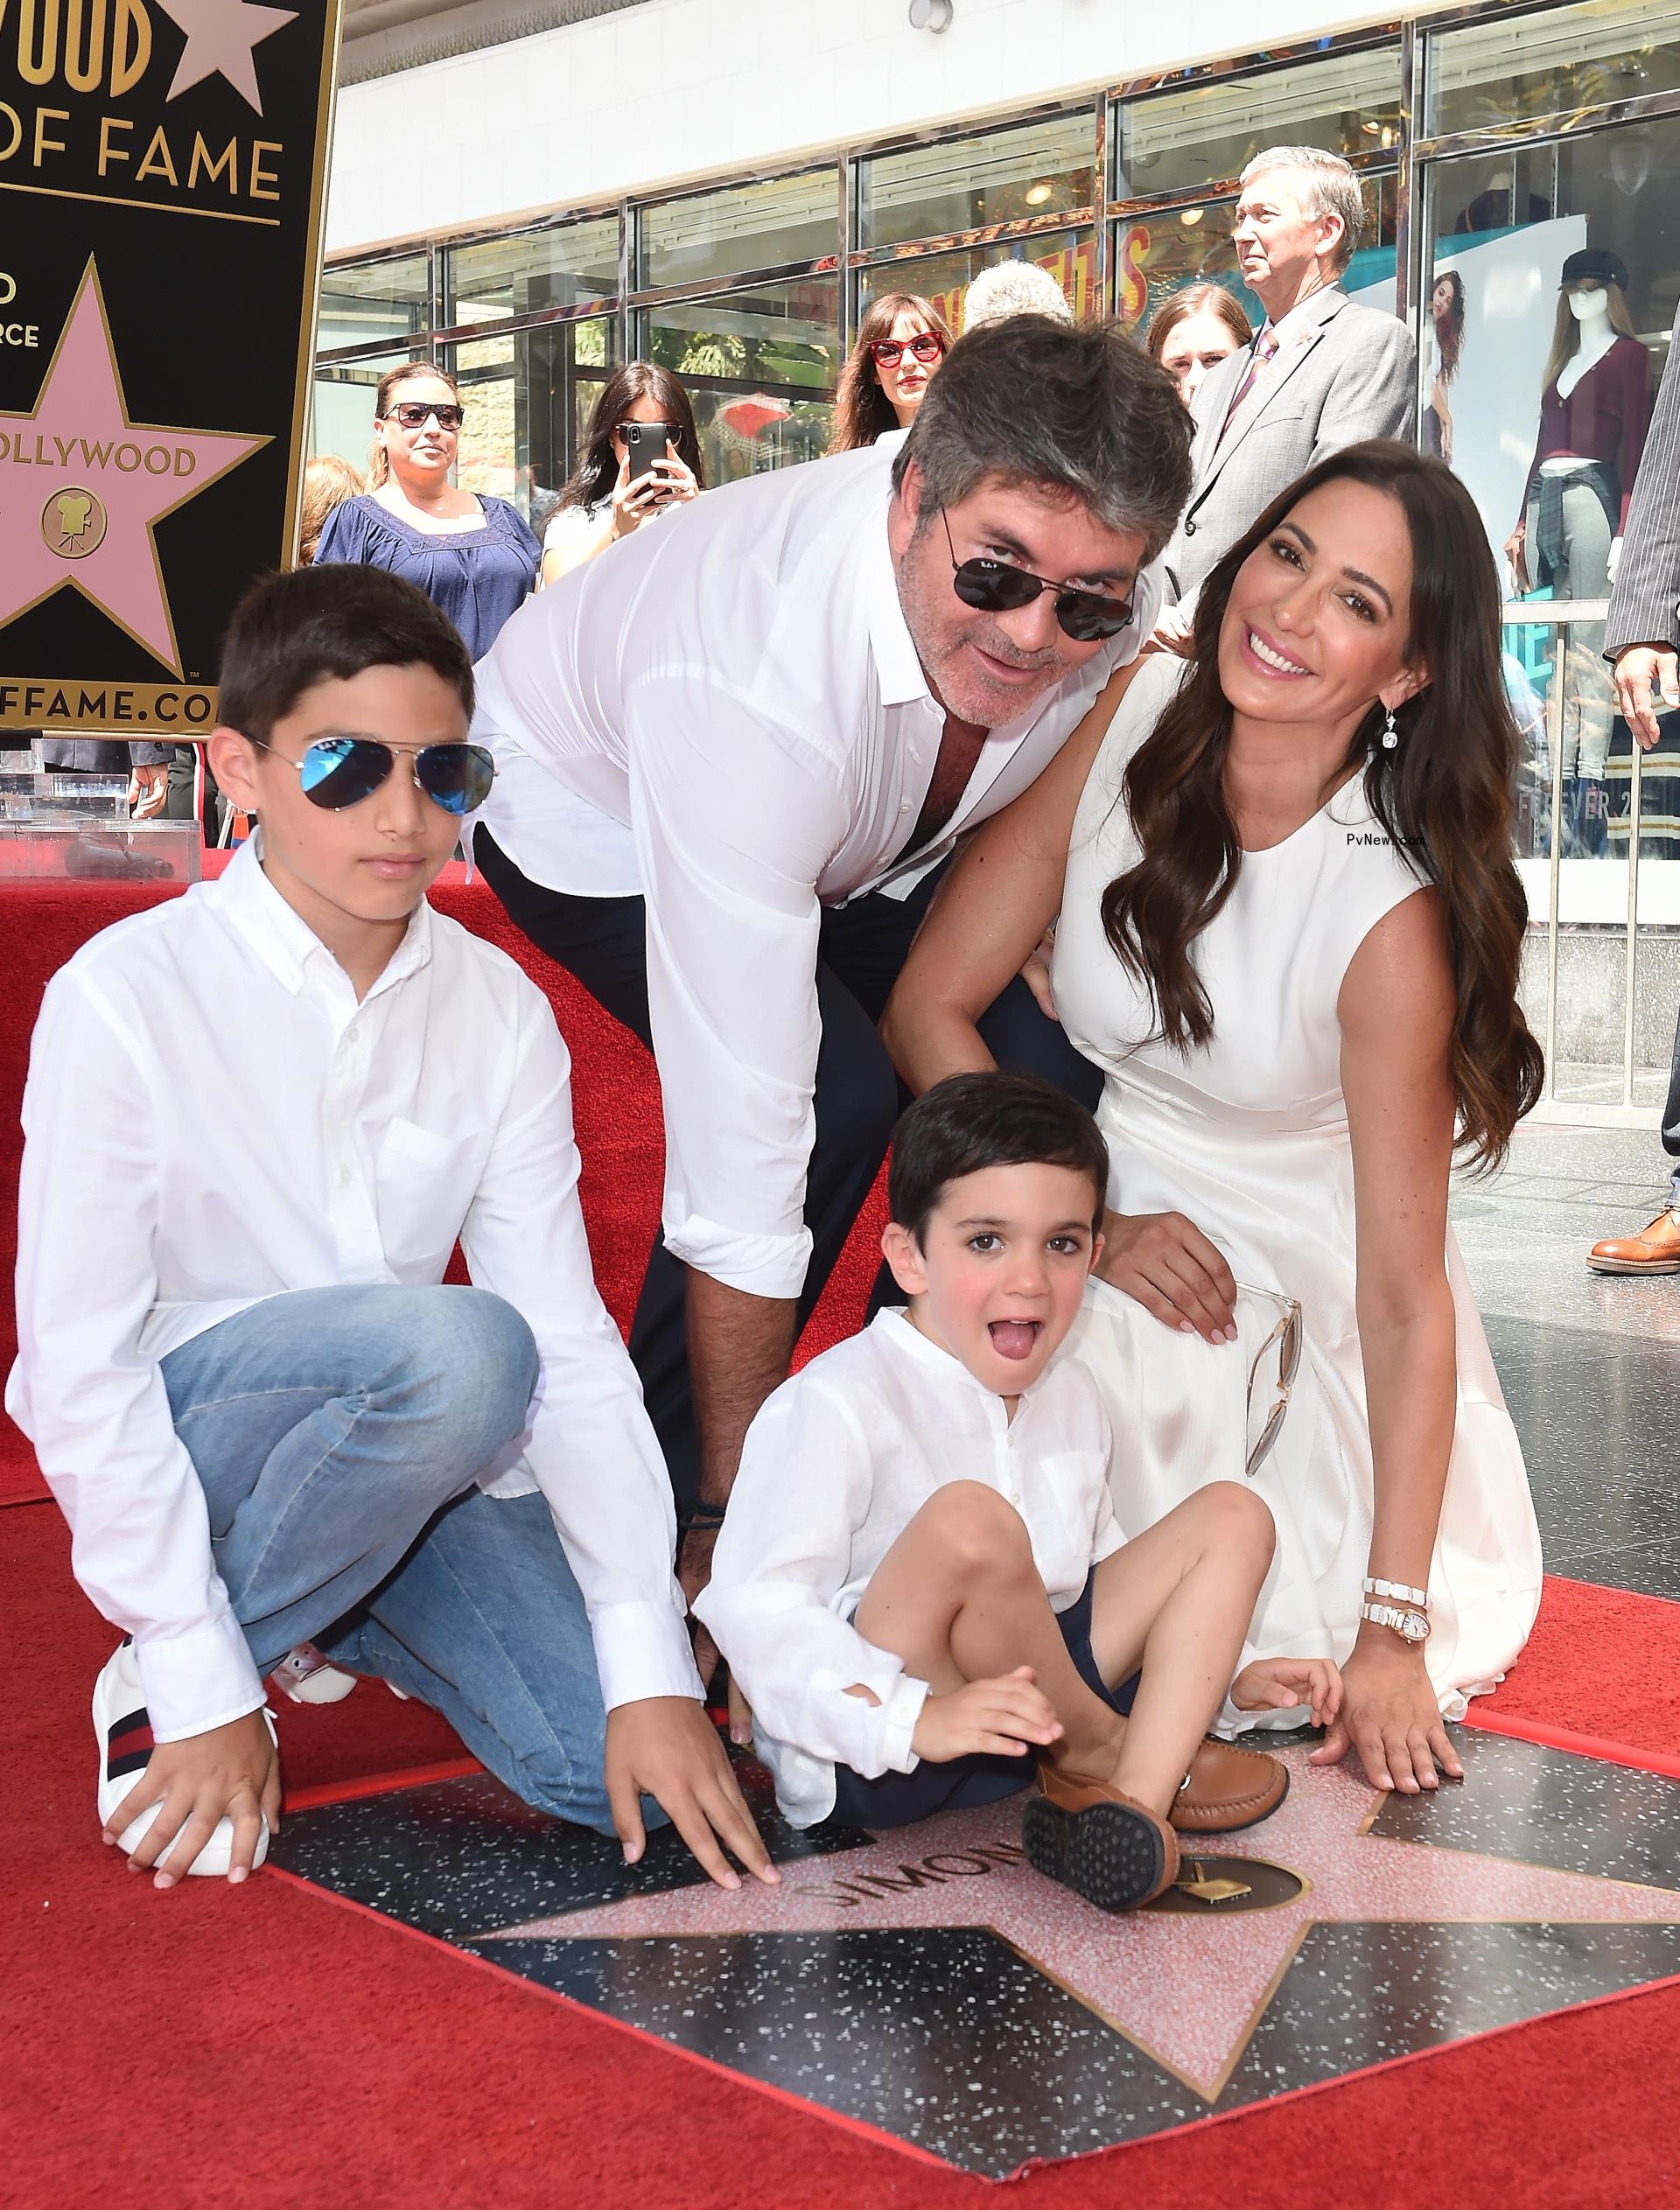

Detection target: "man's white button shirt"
[6, 843, 702, 1742]
[696, 1309, 1122, 1828]
[472, 438, 1162, 1303]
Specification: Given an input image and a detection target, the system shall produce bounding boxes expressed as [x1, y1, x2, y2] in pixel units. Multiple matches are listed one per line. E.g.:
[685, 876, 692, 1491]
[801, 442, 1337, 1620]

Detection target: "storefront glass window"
[442, 319, 619, 518]
[1115, 44, 1401, 202]
[858, 114, 1095, 249]
[1114, 173, 1396, 334]
[444, 219, 620, 325]
[310, 351, 421, 472]
[640, 276, 839, 484]
[858, 231, 1097, 332]
[637, 172, 836, 290]
[1425, 0, 1680, 138]
[317, 256, 430, 353]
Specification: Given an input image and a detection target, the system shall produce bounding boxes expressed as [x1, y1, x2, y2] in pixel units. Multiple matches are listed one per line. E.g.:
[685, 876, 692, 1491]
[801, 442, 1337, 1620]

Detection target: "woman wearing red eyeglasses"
[830, 292, 954, 453]
[314, 363, 542, 662]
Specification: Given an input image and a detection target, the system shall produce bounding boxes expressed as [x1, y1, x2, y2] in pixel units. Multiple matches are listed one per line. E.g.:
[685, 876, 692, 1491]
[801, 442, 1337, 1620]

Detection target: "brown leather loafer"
[1588, 1207, 1680, 1275]
[1025, 1765, 1180, 1910]
[1172, 1740, 1290, 1835]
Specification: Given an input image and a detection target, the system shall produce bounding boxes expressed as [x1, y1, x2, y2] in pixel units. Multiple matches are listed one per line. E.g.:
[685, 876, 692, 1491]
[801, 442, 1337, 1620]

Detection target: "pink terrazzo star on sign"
[487, 1748, 1680, 2101]
[0, 262, 269, 676]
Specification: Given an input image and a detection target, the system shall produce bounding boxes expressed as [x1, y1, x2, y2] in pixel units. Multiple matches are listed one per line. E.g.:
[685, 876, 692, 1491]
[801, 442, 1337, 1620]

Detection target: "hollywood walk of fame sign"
[0, 0, 342, 731]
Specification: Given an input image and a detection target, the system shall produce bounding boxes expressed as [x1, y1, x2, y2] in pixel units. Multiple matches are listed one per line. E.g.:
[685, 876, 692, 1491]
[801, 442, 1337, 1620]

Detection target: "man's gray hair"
[962, 260, 1075, 332]
[1239, 145, 1366, 273]
[892, 315, 1193, 565]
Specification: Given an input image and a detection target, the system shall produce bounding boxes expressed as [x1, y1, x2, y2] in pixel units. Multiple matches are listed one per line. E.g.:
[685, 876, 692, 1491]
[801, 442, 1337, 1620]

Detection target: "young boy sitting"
[698, 1073, 1337, 1911]
[7, 565, 774, 1897]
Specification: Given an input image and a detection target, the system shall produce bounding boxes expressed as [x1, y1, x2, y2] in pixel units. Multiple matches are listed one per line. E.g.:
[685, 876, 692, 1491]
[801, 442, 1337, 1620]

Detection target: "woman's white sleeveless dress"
[1053, 655, 1542, 1723]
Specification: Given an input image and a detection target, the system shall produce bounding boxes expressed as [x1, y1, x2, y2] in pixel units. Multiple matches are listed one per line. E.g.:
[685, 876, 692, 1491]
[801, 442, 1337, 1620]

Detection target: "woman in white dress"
[884, 440, 1544, 1799]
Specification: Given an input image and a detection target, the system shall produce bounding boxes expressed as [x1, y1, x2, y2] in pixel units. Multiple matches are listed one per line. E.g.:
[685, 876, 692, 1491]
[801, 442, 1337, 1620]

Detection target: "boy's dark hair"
[217, 565, 474, 745]
[888, 1072, 1110, 1246]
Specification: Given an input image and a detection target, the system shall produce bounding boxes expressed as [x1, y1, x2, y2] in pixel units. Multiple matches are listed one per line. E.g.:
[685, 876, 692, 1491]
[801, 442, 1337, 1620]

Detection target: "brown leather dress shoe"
[1588, 1207, 1680, 1275]
[1024, 1764, 1180, 1910]
[1172, 1739, 1290, 1834]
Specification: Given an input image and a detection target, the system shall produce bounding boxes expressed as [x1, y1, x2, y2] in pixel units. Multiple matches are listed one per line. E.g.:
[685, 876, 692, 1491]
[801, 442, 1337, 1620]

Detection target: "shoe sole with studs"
[1022, 1794, 1172, 1912]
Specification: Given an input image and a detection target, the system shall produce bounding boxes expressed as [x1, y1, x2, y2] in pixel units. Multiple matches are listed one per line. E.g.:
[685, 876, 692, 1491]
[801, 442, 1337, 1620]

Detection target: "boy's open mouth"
[987, 1318, 1042, 1361]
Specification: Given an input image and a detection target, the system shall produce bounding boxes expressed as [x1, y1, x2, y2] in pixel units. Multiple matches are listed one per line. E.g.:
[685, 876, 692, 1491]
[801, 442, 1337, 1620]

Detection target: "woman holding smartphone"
[313, 364, 542, 661]
[541, 364, 705, 586]
[830, 292, 954, 452]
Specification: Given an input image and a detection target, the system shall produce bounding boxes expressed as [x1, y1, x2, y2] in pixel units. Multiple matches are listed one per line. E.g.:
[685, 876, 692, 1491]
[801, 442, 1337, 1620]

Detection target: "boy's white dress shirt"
[6, 842, 702, 1744]
[695, 1309, 1123, 1828]
[472, 437, 1161, 1304]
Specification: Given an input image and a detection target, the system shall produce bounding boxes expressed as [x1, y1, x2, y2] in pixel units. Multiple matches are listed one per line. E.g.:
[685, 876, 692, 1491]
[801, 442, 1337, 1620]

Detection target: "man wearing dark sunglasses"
[10, 564, 773, 1898]
[470, 316, 1193, 1658]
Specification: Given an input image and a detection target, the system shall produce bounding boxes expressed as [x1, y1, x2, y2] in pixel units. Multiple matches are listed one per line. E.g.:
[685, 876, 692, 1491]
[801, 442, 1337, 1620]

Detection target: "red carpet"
[8, 870, 1680, 2204]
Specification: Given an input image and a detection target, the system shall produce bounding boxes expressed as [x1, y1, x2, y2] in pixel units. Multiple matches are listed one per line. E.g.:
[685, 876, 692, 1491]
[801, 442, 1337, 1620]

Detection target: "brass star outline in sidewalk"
[487, 1748, 1680, 2102]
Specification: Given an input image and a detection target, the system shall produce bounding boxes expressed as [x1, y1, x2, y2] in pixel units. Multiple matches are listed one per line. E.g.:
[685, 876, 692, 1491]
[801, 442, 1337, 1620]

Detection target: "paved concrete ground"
[1452, 1122, 1678, 1598]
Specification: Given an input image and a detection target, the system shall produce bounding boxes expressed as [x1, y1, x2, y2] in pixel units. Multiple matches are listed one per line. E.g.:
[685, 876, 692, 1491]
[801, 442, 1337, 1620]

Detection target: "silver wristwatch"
[1361, 1576, 1431, 1645]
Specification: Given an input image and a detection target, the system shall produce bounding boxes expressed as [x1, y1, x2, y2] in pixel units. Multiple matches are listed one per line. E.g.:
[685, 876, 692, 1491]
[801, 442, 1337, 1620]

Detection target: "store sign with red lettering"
[0, 0, 341, 731]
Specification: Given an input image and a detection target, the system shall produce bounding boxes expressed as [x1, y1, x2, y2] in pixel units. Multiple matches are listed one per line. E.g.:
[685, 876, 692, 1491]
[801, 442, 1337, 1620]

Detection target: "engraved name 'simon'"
[0, 0, 286, 211]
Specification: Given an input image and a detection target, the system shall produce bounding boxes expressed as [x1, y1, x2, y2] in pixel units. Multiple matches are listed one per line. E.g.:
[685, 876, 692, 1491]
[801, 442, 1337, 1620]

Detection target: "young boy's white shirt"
[695, 1306, 1123, 1828]
[6, 841, 703, 1742]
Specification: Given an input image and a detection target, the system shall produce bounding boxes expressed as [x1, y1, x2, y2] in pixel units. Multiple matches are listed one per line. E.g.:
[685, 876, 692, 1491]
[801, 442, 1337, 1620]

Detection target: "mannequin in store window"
[1503, 248, 1651, 853]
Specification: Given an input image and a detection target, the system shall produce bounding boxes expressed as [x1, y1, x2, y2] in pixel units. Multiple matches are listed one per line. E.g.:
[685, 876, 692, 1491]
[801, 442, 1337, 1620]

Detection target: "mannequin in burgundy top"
[1504, 248, 1651, 846]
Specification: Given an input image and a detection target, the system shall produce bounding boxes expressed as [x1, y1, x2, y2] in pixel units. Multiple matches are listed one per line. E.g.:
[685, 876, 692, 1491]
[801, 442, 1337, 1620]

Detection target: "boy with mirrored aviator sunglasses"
[700, 1074, 1334, 1912]
[9, 563, 773, 1898]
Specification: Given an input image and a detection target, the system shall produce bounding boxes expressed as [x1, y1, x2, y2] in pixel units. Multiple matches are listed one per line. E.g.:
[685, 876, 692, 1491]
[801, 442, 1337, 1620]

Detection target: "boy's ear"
[1088, 1227, 1104, 1273]
[880, 1220, 928, 1300]
[207, 725, 261, 812]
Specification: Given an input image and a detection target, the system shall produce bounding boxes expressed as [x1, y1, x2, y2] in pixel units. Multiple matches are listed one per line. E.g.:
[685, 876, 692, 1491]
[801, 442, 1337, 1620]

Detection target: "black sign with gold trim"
[0, 0, 341, 732]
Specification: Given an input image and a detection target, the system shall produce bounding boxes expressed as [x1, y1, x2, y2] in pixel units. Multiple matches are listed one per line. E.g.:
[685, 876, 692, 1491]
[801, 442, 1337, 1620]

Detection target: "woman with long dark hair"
[829, 291, 953, 452]
[1424, 269, 1466, 462]
[541, 362, 705, 585]
[884, 442, 1544, 1796]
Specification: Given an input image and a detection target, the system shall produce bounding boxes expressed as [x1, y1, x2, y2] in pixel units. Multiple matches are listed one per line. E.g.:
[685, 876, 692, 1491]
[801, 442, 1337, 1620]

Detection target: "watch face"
[1400, 1609, 1430, 1641]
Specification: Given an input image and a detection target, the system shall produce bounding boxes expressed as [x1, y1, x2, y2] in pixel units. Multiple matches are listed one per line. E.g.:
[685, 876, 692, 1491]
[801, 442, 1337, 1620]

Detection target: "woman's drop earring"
[1382, 705, 1399, 750]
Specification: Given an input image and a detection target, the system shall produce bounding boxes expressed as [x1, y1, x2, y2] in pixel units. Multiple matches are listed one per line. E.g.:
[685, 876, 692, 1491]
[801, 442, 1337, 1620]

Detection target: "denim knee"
[399, 1287, 539, 1468]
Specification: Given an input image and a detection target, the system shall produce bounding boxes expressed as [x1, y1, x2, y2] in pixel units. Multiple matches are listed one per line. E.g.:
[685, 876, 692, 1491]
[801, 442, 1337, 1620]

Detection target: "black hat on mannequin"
[1560, 247, 1629, 290]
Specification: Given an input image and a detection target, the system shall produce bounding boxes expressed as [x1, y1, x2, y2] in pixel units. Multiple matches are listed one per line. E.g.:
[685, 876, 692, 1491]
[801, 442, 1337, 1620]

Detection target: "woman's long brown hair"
[830, 291, 954, 453]
[1100, 439, 1544, 1170]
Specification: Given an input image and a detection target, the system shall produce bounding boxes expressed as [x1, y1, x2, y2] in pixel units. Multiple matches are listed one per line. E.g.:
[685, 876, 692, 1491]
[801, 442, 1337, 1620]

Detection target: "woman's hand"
[611, 442, 696, 539]
[1308, 1633, 1463, 1794]
[1095, 1206, 1238, 1343]
[1502, 523, 1529, 593]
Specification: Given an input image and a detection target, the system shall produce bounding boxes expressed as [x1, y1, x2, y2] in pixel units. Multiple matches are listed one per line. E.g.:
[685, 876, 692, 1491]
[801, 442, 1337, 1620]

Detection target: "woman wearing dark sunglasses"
[313, 364, 542, 662]
[830, 291, 954, 452]
[886, 442, 1544, 1804]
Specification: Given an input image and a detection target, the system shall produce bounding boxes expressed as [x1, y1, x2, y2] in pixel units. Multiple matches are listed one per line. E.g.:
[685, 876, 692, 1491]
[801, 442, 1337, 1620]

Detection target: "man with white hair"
[1159, 143, 1415, 636]
[962, 259, 1074, 332]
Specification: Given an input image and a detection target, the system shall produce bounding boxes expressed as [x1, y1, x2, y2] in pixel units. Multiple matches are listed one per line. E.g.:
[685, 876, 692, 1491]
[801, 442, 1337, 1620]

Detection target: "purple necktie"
[1217, 325, 1280, 446]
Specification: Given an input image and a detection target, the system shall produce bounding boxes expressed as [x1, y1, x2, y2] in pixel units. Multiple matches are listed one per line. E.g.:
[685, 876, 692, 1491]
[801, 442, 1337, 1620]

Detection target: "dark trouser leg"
[1664, 998, 1680, 1207]
[475, 832, 899, 1514]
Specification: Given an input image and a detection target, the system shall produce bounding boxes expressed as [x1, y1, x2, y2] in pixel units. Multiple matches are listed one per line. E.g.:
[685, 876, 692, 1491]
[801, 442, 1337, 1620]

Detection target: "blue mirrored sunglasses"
[249, 732, 495, 816]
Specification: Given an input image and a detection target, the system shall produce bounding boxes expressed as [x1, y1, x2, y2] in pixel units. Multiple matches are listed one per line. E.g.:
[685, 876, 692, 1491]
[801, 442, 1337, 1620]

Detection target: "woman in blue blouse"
[315, 364, 541, 662]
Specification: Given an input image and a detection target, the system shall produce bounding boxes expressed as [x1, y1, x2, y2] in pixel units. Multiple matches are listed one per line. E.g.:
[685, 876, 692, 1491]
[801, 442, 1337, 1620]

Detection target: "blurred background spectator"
[1145, 282, 1253, 405]
[315, 363, 541, 661]
[298, 454, 367, 565]
[829, 291, 952, 451]
[541, 363, 705, 586]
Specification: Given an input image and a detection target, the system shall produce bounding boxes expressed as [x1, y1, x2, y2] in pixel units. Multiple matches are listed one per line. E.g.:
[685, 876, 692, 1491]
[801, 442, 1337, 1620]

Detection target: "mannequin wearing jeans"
[1505, 249, 1651, 855]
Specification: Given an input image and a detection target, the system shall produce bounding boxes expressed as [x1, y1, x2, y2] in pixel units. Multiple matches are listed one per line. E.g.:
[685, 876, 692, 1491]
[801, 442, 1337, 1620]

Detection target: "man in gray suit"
[1158, 144, 1415, 641]
[1589, 303, 1680, 1276]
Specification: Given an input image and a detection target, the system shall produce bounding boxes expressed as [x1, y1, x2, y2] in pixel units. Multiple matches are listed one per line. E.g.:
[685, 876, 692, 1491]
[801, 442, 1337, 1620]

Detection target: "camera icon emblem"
[43, 487, 108, 560]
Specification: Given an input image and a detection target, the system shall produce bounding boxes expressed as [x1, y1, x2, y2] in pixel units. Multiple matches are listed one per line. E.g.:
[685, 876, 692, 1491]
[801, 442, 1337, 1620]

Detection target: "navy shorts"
[829, 1576, 1138, 1831]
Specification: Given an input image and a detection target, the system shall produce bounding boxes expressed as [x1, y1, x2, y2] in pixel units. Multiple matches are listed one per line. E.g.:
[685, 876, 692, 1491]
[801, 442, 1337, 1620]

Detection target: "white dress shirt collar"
[860, 507, 931, 711]
[210, 836, 434, 1003]
[874, 1304, 1050, 1420]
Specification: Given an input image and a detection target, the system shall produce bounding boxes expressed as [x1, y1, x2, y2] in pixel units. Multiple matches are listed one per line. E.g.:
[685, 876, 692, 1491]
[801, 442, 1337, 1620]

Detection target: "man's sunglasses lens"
[297, 738, 496, 815]
[392, 403, 465, 430]
[953, 560, 1131, 642]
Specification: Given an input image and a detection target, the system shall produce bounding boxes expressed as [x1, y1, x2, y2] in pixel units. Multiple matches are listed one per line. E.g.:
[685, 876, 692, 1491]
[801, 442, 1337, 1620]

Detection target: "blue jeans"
[160, 1283, 619, 1833]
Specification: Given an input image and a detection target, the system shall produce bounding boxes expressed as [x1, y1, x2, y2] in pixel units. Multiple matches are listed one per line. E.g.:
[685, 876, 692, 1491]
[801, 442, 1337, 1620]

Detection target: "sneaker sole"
[94, 1654, 275, 1876]
[1022, 1794, 1171, 1912]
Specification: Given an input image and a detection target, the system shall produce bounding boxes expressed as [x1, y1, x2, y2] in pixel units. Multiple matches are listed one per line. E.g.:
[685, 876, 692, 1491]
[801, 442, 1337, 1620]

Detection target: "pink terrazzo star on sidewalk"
[488, 1747, 1680, 2100]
